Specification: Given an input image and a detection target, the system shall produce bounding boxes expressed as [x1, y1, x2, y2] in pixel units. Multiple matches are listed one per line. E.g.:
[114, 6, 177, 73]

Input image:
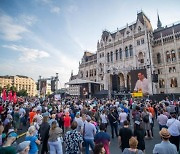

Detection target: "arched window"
[125, 46, 128, 58]
[166, 51, 171, 62]
[119, 48, 122, 59]
[129, 45, 133, 57]
[157, 53, 161, 64]
[110, 51, 113, 62]
[107, 53, 110, 62]
[138, 52, 144, 64]
[159, 79, 165, 88]
[171, 50, 176, 62]
[115, 50, 118, 60]
[170, 77, 178, 87]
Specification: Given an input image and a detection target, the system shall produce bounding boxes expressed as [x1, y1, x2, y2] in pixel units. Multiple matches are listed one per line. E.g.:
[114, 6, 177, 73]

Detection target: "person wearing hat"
[17, 141, 30, 154]
[0, 132, 17, 154]
[153, 128, 177, 154]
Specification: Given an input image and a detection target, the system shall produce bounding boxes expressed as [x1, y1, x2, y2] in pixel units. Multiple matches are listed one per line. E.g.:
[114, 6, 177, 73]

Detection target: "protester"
[166, 113, 180, 151]
[0, 131, 17, 154]
[108, 108, 118, 139]
[39, 115, 50, 154]
[64, 121, 83, 154]
[157, 110, 168, 130]
[16, 141, 30, 154]
[142, 108, 153, 139]
[25, 126, 41, 154]
[122, 137, 143, 154]
[64, 111, 71, 133]
[134, 121, 145, 152]
[118, 120, 133, 152]
[83, 115, 96, 154]
[100, 110, 108, 132]
[48, 121, 63, 154]
[153, 128, 177, 154]
[94, 143, 106, 154]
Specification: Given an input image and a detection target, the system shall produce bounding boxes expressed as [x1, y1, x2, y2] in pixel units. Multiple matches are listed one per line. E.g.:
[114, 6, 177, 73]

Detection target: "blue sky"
[0, 0, 180, 87]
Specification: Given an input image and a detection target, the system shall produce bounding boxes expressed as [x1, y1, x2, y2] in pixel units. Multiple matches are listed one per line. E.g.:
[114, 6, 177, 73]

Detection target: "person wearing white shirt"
[134, 72, 149, 95]
[166, 113, 180, 151]
[119, 109, 127, 127]
[100, 110, 108, 131]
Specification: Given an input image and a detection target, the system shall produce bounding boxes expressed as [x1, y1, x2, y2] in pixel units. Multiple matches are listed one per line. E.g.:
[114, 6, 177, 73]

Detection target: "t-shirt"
[119, 112, 128, 123]
[122, 148, 143, 154]
[64, 116, 71, 127]
[119, 127, 133, 151]
[29, 112, 36, 124]
[0, 146, 16, 154]
[25, 136, 38, 154]
[94, 132, 110, 154]
[84, 122, 96, 140]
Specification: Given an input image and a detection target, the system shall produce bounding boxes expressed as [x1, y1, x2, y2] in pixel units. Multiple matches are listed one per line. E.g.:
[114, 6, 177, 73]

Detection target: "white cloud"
[0, 14, 28, 41]
[2, 44, 50, 62]
[68, 5, 78, 13]
[19, 15, 37, 26]
[50, 6, 61, 14]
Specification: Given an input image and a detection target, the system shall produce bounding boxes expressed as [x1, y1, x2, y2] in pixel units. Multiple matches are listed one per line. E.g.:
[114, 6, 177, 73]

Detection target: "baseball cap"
[8, 132, 17, 138]
[17, 141, 30, 152]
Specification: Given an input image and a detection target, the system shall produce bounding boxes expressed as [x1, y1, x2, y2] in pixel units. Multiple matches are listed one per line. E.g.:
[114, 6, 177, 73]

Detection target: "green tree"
[17, 89, 28, 97]
[0, 86, 2, 94]
[10, 86, 17, 93]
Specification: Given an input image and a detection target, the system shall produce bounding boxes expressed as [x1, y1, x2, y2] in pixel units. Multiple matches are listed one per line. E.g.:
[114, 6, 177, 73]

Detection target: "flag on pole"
[13, 92, 17, 104]
[2, 88, 7, 102]
[8, 90, 13, 102]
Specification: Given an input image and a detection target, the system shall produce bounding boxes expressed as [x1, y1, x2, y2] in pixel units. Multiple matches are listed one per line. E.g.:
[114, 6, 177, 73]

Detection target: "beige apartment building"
[0, 75, 37, 96]
[69, 11, 180, 95]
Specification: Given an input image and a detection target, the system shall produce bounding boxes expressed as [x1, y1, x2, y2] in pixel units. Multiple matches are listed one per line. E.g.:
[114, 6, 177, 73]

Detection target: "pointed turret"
[157, 13, 162, 29]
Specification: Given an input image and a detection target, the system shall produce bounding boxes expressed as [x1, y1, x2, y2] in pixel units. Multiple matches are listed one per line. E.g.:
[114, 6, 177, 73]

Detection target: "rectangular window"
[141, 38, 144, 44]
[137, 40, 140, 46]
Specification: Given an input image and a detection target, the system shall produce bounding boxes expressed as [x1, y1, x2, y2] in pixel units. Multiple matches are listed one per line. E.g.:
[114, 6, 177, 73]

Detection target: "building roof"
[66, 78, 101, 85]
[153, 22, 180, 39]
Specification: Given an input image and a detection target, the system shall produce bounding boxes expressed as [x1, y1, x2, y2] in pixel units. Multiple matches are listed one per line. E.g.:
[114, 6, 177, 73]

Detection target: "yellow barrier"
[17, 132, 27, 139]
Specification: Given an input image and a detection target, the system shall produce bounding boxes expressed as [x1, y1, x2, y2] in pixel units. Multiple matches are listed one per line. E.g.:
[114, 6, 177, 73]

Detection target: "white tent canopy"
[65, 78, 101, 85]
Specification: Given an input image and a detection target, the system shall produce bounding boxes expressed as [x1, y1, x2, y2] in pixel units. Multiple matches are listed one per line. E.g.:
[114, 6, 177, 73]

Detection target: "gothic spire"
[157, 12, 162, 29]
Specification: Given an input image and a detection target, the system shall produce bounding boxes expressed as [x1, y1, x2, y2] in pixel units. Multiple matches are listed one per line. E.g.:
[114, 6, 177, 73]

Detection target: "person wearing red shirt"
[29, 108, 37, 124]
[64, 112, 71, 133]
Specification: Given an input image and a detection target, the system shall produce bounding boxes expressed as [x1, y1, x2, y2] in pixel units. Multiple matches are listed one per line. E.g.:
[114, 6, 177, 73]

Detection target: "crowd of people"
[0, 96, 179, 154]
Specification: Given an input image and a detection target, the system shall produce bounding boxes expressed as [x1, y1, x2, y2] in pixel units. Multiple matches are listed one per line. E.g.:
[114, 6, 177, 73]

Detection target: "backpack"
[143, 114, 149, 123]
[134, 112, 141, 121]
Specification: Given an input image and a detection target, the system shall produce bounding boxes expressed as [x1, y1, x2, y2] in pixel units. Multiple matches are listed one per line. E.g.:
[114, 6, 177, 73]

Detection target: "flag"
[8, 90, 13, 102]
[2, 88, 7, 101]
[13, 92, 17, 104]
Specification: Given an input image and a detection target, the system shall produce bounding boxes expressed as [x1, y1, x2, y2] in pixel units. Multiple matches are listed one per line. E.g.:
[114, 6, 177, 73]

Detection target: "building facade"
[71, 11, 180, 95]
[0, 75, 37, 96]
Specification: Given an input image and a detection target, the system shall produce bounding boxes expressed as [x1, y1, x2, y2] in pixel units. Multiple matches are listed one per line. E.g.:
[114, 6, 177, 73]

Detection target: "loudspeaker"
[152, 74, 158, 83]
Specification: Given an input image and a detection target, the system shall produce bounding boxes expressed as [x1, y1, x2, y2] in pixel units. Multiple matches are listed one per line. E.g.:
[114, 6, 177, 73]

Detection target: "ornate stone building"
[72, 11, 180, 95]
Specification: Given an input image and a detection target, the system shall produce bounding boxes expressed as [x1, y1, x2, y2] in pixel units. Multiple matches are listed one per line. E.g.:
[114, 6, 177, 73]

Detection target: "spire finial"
[157, 11, 162, 29]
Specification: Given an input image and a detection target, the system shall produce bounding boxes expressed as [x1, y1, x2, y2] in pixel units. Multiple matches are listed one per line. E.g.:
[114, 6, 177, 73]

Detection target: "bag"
[143, 114, 149, 123]
[134, 112, 141, 121]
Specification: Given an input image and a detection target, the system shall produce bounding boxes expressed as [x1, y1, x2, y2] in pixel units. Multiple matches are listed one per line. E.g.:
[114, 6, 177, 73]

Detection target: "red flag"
[13, 92, 17, 104]
[2, 88, 7, 101]
[8, 90, 13, 102]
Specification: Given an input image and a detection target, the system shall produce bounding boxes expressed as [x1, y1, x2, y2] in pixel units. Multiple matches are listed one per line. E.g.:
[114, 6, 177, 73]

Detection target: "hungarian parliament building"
[68, 11, 180, 96]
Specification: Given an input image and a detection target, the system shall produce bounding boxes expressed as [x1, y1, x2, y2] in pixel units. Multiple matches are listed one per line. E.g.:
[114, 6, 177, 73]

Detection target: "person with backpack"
[142, 108, 153, 139]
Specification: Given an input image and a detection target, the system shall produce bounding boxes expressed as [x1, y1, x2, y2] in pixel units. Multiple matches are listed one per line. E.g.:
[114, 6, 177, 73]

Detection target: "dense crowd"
[0, 96, 179, 154]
